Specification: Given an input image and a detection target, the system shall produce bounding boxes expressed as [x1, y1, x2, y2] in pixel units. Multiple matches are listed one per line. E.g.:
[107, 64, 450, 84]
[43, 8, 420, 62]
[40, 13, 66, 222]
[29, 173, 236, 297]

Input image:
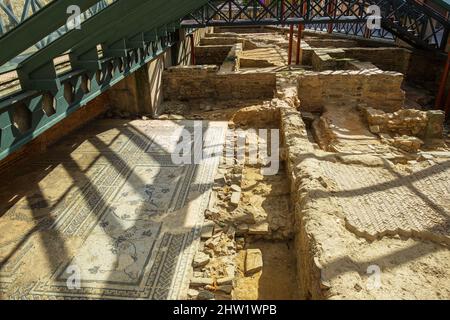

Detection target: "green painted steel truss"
[182, 0, 450, 51]
[0, 0, 209, 160]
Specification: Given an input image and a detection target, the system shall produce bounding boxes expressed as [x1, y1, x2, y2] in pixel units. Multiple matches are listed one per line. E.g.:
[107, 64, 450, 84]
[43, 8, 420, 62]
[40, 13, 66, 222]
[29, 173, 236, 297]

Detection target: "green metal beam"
[18, 0, 207, 76]
[0, 0, 210, 161]
[73, 0, 202, 57]
[18, 0, 151, 75]
[0, 0, 101, 67]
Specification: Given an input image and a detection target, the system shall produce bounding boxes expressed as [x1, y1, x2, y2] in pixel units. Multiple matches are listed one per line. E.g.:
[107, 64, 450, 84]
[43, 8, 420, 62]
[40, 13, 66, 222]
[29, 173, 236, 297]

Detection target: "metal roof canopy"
[0, 0, 209, 161]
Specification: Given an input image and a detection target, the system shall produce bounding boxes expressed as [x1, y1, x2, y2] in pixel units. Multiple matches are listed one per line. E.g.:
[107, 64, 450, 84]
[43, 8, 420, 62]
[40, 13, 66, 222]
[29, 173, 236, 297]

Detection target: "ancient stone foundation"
[362, 107, 445, 140]
[162, 65, 276, 101]
[298, 70, 405, 113]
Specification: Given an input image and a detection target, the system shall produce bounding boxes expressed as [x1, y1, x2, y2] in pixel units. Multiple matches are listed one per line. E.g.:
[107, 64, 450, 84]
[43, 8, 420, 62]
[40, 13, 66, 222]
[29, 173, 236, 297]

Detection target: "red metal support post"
[327, 0, 335, 33]
[189, 33, 196, 65]
[288, 24, 294, 65]
[296, 24, 303, 65]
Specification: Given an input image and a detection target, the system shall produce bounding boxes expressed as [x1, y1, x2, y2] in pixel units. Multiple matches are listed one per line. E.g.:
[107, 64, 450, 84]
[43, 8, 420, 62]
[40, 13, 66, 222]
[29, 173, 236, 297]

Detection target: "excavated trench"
[161, 101, 300, 300]
[233, 164, 298, 300]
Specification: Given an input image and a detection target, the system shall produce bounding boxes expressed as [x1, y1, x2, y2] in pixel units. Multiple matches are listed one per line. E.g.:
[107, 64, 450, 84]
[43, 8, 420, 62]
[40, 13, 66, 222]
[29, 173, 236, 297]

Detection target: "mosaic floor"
[320, 161, 450, 245]
[0, 119, 227, 299]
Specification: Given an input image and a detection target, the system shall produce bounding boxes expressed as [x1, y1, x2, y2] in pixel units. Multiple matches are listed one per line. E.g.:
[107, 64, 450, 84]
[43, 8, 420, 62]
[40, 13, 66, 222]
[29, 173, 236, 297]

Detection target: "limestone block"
[230, 191, 241, 205]
[191, 277, 214, 287]
[424, 110, 445, 140]
[245, 249, 263, 276]
[248, 222, 270, 235]
[193, 252, 210, 268]
[392, 135, 424, 153]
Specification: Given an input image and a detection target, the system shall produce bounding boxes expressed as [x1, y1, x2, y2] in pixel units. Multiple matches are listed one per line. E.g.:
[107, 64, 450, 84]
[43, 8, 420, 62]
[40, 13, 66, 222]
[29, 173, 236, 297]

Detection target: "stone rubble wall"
[163, 65, 276, 101]
[275, 73, 325, 299]
[362, 107, 445, 141]
[311, 48, 352, 71]
[297, 70, 405, 113]
[200, 37, 245, 46]
[178, 27, 214, 65]
[280, 106, 325, 299]
[346, 60, 379, 70]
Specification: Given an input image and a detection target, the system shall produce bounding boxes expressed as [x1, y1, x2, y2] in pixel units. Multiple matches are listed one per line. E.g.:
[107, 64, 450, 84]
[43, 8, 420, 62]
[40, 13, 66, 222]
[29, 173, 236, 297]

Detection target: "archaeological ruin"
[0, 0, 449, 302]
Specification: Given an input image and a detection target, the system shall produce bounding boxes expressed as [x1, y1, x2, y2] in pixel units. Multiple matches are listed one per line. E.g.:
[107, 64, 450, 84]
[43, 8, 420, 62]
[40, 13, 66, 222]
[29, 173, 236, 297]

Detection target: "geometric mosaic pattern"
[320, 161, 450, 245]
[0, 119, 227, 299]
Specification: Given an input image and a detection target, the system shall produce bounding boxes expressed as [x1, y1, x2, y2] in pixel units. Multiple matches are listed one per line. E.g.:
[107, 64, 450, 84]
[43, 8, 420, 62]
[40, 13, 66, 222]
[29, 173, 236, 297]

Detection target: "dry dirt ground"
[234, 241, 298, 300]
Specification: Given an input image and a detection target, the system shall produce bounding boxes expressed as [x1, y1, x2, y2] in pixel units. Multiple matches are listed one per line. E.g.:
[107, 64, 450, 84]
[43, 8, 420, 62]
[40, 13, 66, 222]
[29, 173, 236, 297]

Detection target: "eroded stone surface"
[280, 100, 450, 300]
[245, 249, 263, 276]
[320, 161, 450, 244]
[0, 119, 227, 299]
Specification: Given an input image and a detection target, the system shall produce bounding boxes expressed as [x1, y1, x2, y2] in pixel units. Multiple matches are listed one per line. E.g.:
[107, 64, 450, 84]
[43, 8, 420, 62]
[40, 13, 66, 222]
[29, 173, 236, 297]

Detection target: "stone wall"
[177, 28, 213, 65]
[200, 37, 245, 46]
[298, 70, 405, 113]
[342, 47, 411, 74]
[310, 48, 352, 71]
[305, 45, 411, 74]
[162, 65, 276, 101]
[407, 50, 447, 94]
[195, 45, 233, 65]
[275, 74, 322, 299]
[106, 52, 170, 117]
[107, 28, 213, 117]
[362, 107, 445, 140]
[304, 37, 358, 48]
[214, 26, 268, 34]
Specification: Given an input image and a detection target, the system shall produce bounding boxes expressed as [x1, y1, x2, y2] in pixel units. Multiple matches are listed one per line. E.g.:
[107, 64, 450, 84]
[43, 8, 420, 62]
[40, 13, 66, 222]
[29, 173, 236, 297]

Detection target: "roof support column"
[296, 24, 303, 65]
[327, 0, 335, 33]
[288, 24, 294, 65]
